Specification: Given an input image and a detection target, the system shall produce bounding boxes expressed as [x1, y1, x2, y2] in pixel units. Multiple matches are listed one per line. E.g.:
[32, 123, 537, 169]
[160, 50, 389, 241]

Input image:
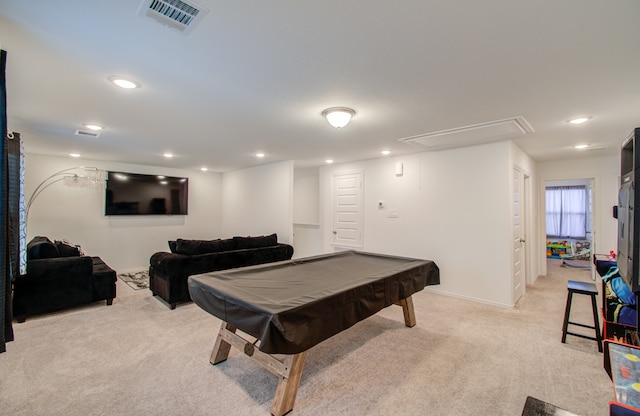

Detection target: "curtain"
[545, 185, 587, 239]
[1, 49, 14, 353]
[18, 137, 25, 276]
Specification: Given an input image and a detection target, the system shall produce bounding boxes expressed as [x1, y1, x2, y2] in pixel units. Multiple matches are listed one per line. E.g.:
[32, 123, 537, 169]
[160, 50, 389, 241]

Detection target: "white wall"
[29, 144, 616, 307]
[538, 155, 619, 274]
[25, 153, 222, 272]
[293, 167, 323, 258]
[293, 167, 319, 225]
[318, 141, 516, 306]
[221, 160, 294, 245]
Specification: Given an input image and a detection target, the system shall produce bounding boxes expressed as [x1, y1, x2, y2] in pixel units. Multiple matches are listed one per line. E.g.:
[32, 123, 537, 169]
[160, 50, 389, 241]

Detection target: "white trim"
[424, 287, 515, 309]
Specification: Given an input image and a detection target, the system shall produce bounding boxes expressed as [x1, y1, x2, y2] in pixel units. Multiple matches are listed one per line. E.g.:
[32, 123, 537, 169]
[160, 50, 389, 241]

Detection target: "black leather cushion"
[175, 238, 233, 255]
[232, 233, 278, 250]
[27, 236, 59, 260]
[168, 241, 177, 253]
[55, 241, 80, 257]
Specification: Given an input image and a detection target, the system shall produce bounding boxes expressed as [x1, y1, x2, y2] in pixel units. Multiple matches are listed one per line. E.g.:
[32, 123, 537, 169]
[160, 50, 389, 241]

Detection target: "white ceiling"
[1, 0, 639, 172]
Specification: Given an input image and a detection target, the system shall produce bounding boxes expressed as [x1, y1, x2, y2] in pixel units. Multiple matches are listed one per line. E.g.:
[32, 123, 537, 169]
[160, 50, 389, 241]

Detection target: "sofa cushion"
[55, 240, 81, 257]
[233, 233, 278, 250]
[27, 236, 59, 260]
[26, 256, 93, 283]
[175, 238, 234, 255]
[168, 240, 177, 253]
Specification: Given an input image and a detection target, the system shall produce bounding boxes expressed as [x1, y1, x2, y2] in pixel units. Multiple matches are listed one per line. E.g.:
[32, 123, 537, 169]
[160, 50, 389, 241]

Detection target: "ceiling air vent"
[398, 116, 534, 152]
[137, 0, 209, 35]
[75, 129, 101, 138]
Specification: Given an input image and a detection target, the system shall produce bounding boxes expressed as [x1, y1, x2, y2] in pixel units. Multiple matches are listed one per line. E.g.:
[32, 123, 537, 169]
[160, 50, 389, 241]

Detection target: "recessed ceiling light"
[108, 76, 140, 89]
[568, 117, 591, 125]
[381, 150, 391, 155]
[163, 152, 174, 158]
[255, 152, 265, 158]
[201, 167, 208, 172]
[69, 153, 81, 158]
[84, 124, 104, 131]
[574, 144, 589, 149]
[325, 159, 334, 164]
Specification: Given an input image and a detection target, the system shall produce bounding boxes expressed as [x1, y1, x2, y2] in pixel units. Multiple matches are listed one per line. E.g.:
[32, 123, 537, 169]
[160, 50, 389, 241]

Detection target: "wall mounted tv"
[105, 171, 188, 216]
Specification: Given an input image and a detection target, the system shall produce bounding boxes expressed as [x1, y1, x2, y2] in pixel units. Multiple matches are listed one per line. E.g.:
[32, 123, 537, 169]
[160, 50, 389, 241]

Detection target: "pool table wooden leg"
[210, 321, 237, 365]
[271, 351, 307, 416]
[208, 320, 308, 415]
[396, 296, 416, 327]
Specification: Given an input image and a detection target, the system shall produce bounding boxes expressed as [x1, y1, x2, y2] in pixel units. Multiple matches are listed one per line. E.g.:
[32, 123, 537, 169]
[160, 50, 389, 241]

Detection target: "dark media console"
[618, 128, 640, 292]
[601, 128, 640, 416]
[616, 128, 640, 337]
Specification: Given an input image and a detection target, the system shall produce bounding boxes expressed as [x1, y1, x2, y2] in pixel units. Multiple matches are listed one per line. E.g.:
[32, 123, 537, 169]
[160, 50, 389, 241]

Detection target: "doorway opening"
[544, 178, 594, 275]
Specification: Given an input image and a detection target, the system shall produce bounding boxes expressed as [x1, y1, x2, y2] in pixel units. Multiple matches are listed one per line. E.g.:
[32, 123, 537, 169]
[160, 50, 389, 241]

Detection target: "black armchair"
[12, 236, 117, 322]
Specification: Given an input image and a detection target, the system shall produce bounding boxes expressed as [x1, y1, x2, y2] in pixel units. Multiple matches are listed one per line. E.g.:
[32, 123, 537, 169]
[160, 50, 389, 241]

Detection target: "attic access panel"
[399, 117, 534, 151]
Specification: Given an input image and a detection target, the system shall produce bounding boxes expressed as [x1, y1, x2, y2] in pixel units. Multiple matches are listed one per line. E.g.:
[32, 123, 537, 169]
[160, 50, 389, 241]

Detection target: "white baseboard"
[424, 287, 514, 309]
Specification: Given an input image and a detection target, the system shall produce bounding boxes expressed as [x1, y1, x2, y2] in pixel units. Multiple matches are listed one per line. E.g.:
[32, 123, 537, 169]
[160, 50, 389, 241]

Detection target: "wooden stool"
[561, 280, 603, 352]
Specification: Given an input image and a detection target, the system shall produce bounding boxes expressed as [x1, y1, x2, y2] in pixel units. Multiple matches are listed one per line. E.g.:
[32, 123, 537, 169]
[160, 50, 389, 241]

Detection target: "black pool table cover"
[188, 250, 440, 354]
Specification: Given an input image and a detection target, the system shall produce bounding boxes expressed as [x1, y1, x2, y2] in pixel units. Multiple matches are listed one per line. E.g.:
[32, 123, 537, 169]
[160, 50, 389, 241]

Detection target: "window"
[546, 185, 587, 239]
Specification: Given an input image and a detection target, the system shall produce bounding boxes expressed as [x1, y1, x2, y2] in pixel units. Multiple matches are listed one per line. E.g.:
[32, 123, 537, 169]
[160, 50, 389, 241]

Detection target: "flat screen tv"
[618, 128, 640, 292]
[105, 171, 188, 216]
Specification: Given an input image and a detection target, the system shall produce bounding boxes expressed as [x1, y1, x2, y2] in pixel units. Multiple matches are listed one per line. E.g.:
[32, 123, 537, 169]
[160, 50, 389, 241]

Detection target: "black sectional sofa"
[149, 233, 294, 309]
[13, 236, 117, 322]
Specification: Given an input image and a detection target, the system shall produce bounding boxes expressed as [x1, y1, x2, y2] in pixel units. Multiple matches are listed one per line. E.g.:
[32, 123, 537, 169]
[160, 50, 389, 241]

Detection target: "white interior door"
[332, 171, 363, 248]
[513, 166, 526, 303]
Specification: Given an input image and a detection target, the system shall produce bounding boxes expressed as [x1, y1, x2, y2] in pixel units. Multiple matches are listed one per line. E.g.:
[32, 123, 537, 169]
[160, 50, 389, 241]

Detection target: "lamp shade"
[322, 107, 355, 128]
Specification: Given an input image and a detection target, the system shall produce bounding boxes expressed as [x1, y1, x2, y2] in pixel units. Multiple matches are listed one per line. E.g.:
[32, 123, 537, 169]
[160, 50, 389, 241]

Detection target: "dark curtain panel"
[6, 132, 20, 318]
[1, 49, 14, 353]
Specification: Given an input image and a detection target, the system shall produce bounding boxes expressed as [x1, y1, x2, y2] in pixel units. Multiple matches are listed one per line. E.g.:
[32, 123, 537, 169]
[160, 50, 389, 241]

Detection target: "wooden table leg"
[208, 321, 308, 415]
[396, 296, 416, 327]
[210, 321, 237, 365]
[271, 351, 307, 416]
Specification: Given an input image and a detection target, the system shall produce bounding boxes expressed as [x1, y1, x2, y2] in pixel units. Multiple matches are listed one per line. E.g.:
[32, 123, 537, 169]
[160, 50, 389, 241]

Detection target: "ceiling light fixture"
[108, 76, 140, 89]
[322, 107, 355, 128]
[201, 167, 208, 172]
[256, 153, 265, 158]
[381, 150, 391, 155]
[163, 152, 174, 158]
[574, 144, 589, 149]
[325, 159, 334, 164]
[568, 117, 591, 125]
[69, 153, 81, 158]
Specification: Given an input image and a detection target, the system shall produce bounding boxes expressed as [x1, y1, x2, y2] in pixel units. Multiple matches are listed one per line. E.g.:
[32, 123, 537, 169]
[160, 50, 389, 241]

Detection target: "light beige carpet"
[0, 259, 613, 415]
